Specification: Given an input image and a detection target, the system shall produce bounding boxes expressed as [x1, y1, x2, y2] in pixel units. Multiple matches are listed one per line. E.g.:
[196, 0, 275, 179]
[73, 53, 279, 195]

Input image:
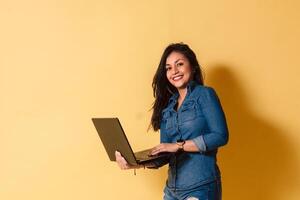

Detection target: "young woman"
[116, 43, 229, 200]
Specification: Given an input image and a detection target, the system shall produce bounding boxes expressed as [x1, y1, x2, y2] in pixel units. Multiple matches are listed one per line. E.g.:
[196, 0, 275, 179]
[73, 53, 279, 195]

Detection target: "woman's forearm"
[182, 140, 202, 152]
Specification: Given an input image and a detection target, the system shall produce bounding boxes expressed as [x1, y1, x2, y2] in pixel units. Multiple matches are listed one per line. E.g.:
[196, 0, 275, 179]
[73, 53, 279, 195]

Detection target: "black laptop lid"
[92, 118, 138, 165]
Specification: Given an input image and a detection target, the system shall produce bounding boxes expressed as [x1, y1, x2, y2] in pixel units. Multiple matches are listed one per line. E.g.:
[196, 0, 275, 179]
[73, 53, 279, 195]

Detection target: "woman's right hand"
[115, 151, 142, 170]
[115, 151, 131, 169]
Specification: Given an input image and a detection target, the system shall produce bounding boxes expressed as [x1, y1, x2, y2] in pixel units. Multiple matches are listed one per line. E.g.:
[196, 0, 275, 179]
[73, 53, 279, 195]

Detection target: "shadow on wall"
[207, 65, 299, 200]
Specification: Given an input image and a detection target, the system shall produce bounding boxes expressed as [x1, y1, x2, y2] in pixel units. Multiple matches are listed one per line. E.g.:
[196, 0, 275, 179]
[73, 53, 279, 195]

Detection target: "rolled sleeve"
[192, 135, 207, 152]
[196, 87, 229, 152]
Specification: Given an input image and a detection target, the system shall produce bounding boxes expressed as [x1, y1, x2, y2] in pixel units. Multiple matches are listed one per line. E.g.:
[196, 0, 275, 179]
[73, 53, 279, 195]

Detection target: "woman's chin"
[172, 83, 188, 90]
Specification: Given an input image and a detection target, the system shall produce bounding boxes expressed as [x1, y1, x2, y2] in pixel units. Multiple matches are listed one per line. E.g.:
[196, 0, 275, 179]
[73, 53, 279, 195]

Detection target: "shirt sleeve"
[192, 87, 229, 152]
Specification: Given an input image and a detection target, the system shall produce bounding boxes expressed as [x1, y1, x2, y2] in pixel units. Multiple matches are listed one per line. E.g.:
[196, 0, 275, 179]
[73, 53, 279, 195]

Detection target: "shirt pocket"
[161, 110, 173, 130]
[180, 99, 197, 123]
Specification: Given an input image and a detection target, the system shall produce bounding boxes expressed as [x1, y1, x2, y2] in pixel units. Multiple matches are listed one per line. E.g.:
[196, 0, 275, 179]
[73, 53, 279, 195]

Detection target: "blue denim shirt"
[153, 80, 229, 190]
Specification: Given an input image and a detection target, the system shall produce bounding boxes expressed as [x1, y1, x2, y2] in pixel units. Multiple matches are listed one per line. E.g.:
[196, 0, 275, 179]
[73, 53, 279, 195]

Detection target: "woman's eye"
[166, 67, 171, 71]
[177, 62, 184, 67]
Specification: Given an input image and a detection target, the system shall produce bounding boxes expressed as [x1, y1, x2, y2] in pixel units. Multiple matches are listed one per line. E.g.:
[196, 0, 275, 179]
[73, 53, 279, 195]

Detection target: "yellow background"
[1, 0, 300, 199]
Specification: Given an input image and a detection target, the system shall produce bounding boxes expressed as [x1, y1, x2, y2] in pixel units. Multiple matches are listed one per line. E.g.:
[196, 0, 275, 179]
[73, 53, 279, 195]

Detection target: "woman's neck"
[174, 88, 187, 111]
[177, 87, 187, 102]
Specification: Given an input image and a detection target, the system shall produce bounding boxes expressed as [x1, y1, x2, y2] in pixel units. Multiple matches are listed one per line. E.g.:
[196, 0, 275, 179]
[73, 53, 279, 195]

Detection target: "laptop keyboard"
[134, 149, 154, 160]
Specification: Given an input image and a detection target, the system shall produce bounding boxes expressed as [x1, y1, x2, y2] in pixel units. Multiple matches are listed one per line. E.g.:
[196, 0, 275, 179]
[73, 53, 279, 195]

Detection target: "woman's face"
[165, 51, 193, 90]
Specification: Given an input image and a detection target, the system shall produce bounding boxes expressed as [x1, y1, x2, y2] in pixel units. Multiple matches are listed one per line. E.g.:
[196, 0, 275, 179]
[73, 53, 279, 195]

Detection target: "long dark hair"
[150, 43, 204, 131]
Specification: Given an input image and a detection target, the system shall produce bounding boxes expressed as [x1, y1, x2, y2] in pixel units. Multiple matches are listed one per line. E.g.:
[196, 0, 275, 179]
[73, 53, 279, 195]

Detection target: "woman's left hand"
[150, 143, 178, 155]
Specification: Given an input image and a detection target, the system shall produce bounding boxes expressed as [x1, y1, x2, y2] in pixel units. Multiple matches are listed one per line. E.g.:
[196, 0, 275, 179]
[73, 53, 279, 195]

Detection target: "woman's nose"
[172, 66, 179, 74]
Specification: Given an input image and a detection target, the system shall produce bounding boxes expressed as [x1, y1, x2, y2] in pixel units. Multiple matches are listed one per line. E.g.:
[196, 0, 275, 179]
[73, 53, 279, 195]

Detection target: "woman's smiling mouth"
[172, 75, 184, 81]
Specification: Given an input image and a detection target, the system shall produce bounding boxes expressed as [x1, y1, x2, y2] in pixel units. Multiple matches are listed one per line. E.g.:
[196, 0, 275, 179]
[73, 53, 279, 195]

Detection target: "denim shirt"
[154, 80, 229, 190]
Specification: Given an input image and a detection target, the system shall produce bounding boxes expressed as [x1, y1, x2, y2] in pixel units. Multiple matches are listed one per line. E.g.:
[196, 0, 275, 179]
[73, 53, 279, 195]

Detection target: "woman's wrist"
[176, 140, 186, 151]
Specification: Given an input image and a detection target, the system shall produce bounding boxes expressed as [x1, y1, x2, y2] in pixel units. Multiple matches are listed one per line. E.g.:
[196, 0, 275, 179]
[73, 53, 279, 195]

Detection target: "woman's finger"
[150, 144, 162, 155]
[115, 151, 121, 159]
[117, 153, 133, 170]
[115, 151, 128, 169]
[151, 147, 161, 155]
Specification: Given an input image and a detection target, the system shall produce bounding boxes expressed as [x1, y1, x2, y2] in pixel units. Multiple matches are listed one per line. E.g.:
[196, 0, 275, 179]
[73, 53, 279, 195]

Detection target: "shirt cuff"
[192, 135, 207, 152]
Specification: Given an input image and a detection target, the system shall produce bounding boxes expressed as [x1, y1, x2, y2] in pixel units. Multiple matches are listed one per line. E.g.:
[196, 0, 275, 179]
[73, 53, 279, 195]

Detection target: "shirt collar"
[187, 80, 197, 94]
[168, 80, 197, 104]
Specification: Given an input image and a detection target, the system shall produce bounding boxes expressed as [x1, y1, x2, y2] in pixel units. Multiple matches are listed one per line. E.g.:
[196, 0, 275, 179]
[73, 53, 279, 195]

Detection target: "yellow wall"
[1, 0, 299, 199]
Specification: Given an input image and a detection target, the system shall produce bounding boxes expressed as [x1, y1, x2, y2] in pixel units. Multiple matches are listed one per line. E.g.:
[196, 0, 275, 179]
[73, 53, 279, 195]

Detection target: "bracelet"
[176, 140, 186, 151]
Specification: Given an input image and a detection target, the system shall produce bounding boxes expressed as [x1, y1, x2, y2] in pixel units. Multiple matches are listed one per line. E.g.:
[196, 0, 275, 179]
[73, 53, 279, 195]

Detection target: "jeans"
[163, 179, 222, 200]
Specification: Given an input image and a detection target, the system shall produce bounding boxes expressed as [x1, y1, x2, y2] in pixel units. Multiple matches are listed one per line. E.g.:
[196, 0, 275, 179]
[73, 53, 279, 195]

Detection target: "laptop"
[92, 118, 170, 166]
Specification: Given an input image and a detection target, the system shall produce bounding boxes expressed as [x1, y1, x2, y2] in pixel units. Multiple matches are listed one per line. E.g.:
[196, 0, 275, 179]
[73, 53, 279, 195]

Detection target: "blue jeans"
[163, 179, 222, 200]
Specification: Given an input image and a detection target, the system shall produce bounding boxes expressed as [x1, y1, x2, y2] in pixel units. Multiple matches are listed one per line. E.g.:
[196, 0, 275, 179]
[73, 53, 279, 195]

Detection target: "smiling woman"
[165, 51, 193, 89]
[115, 43, 229, 200]
[165, 51, 194, 110]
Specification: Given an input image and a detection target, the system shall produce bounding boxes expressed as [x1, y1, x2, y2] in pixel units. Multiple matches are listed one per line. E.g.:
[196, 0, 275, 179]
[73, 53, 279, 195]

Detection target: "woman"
[116, 43, 229, 200]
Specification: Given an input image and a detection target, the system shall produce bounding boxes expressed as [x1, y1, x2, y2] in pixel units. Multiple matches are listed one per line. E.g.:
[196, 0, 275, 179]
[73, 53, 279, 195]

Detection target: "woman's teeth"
[173, 75, 183, 81]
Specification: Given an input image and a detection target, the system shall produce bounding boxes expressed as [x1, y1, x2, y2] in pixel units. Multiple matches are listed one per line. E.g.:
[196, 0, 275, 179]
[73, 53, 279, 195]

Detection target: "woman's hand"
[150, 143, 178, 155]
[115, 151, 142, 170]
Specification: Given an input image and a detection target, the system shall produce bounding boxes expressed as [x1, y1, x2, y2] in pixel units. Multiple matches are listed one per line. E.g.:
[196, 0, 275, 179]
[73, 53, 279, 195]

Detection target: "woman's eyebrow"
[166, 58, 184, 66]
[174, 59, 184, 64]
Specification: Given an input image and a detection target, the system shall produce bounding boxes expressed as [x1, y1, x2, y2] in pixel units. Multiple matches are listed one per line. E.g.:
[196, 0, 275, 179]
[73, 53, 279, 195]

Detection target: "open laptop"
[92, 118, 169, 166]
